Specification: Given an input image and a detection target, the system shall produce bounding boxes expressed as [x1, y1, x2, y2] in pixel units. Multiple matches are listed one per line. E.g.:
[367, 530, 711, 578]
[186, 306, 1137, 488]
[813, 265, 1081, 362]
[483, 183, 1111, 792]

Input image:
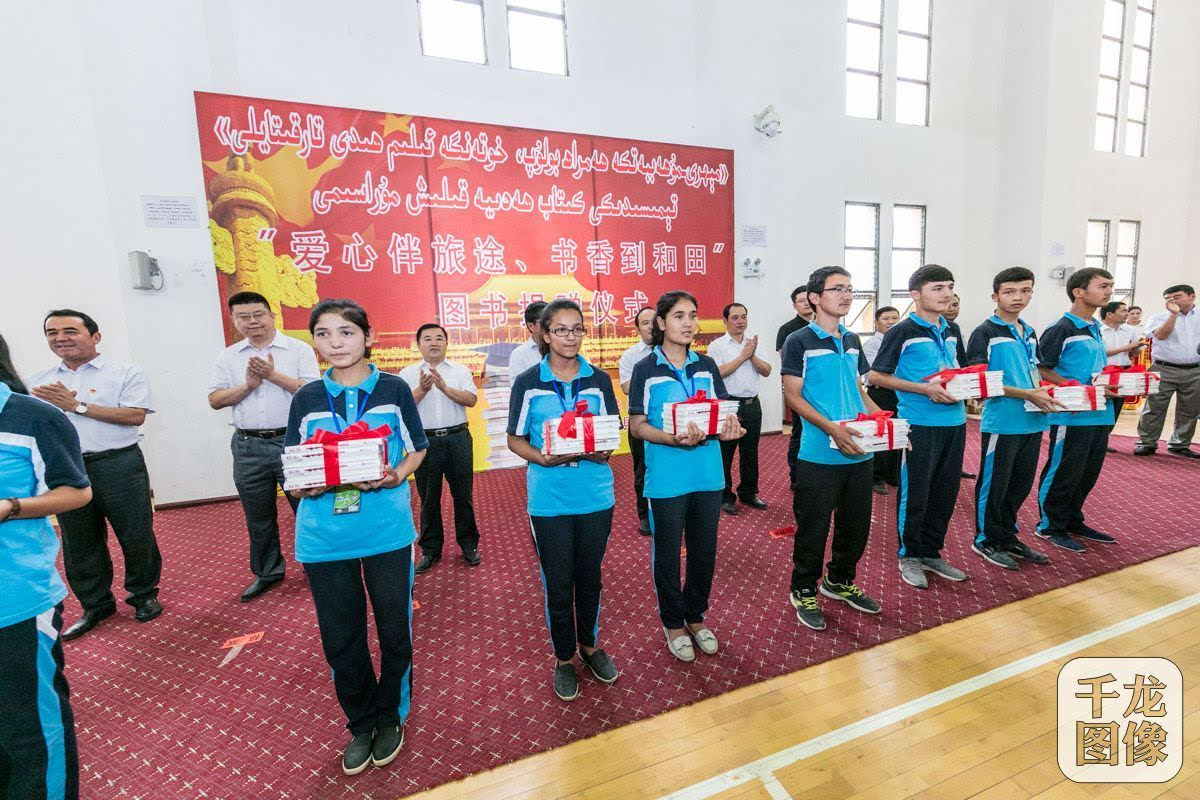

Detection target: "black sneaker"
[819, 577, 881, 614]
[342, 731, 374, 776]
[579, 648, 619, 684]
[1070, 525, 1116, 543]
[1035, 530, 1087, 552]
[971, 541, 1019, 570]
[872, 478, 887, 495]
[638, 517, 651, 535]
[1005, 540, 1050, 565]
[720, 501, 739, 515]
[553, 662, 580, 701]
[371, 725, 404, 768]
[790, 590, 826, 630]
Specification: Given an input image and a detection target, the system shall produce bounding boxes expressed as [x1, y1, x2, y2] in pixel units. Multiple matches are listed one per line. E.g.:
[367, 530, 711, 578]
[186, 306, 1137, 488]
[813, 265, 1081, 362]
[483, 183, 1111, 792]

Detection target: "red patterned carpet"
[61, 425, 1197, 799]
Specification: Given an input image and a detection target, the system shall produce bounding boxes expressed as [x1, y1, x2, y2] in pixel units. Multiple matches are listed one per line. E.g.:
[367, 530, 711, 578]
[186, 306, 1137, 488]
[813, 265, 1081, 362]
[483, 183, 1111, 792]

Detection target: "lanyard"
[928, 326, 952, 366]
[551, 376, 582, 413]
[658, 346, 697, 396]
[326, 388, 371, 433]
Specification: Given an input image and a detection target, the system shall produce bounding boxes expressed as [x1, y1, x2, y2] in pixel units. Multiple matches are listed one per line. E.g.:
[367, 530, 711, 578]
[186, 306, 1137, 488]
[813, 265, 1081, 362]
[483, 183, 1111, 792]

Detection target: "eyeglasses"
[819, 285, 855, 295]
[234, 311, 270, 322]
[549, 326, 588, 339]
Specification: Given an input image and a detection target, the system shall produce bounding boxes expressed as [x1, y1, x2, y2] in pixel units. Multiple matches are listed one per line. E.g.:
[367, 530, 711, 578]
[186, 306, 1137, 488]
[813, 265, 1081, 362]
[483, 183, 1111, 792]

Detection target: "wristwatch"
[1, 497, 19, 521]
[74, 402, 88, 415]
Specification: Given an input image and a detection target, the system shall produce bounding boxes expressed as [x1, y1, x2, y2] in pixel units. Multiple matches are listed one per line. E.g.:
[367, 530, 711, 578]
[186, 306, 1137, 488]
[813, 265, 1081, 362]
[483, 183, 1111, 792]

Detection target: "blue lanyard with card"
[326, 387, 373, 514]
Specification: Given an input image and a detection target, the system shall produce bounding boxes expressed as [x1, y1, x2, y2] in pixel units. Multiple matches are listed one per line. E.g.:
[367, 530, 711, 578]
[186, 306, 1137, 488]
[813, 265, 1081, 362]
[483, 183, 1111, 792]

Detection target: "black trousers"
[787, 411, 802, 487]
[628, 435, 649, 520]
[0, 605, 78, 800]
[897, 424, 966, 559]
[974, 431, 1042, 548]
[231, 432, 298, 580]
[415, 429, 479, 555]
[720, 397, 762, 503]
[648, 490, 721, 629]
[529, 508, 614, 661]
[56, 445, 162, 612]
[303, 546, 414, 736]
[867, 386, 900, 486]
[1107, 397, 1126, 436]
[1036, 425, 1110, 536]
[790, 459, 873, 592]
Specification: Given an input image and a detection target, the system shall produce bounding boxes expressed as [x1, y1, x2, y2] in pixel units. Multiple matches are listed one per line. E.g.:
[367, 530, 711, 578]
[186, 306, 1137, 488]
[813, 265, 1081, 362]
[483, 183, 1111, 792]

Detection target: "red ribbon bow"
[556, 399, 596, 452]
[304, 420, 391, 486]
[1041, 380, 1099, 410]
[671, 389, 722, 435]
[1096, 364, 1156, 395]
[841, 410, 895, 448]
[922, 364, 992, 397]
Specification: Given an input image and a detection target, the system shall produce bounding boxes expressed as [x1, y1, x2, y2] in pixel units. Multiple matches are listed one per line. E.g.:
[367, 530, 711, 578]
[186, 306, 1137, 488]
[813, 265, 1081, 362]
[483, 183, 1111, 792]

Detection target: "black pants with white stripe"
[897, 424, 966, 559]
[529, 508, 613, 661]
[1036, 425, 1110, 536]
[648, 491, 722, 629]
[974, 431, 1042, 548]
[0, 604, 78, 800]
[790, 459, 873, 592]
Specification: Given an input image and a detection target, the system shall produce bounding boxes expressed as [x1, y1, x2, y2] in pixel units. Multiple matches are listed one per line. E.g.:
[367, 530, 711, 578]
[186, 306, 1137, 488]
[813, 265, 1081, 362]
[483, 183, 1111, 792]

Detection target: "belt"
[424, 423, 468, 437]
[732, 396, 758, 405]
[82, 443, 139, 463]
[236, 427, 287, 439]
[1154, 360, 1200, 369]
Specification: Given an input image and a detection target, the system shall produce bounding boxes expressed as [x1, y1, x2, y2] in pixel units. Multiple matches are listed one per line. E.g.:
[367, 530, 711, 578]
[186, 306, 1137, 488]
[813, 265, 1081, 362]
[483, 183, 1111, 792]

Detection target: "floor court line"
[659, 589, 1200, 800]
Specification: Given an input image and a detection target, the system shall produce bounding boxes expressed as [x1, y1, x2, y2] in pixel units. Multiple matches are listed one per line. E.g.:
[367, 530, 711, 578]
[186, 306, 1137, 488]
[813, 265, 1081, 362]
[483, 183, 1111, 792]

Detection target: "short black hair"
[415, 322, 447, 341]
[634, 306, 655, 325]
[992, 266, 1036, 294]
[227, 291, 271, 312]
[790, 286, 806, 303]
[722, 302, 747, 319]
[536, 299, 584, 356]
[875, 305, 899, 320]
[44, 309, 99, 336]
[1066, 267, 1113, 301]
[524, 301, 548, 325]
[1101, 301, 1127, 320]
[1128, 305, 1142, 313]
[1164, 284, 1195, 296]
[308, 298, 373, 358]
[908, 264, 955, 293]
[805, 266, 852, 310]
[650, 290, 698, 347]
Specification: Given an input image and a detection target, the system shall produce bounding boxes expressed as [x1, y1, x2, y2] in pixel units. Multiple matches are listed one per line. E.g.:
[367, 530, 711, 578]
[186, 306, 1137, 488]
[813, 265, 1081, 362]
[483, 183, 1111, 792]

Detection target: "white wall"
[3, 0, 1199, 503]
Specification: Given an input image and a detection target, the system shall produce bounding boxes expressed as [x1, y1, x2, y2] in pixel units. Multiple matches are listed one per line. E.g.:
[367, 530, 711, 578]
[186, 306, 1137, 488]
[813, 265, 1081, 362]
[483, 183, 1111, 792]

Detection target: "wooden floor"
[413, 546, 1200, 800]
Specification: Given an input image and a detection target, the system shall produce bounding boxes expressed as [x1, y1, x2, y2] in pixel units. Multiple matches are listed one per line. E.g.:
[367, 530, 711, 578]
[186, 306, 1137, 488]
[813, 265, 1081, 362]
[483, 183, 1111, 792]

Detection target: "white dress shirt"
[1145, 307, 1200, 365]
[508, 338, 542, 379]
[707, 332, 762, 398]
[618, 340, 652, 387]
[399, 359, 476, 429]
[862, 331, 885, 367]
[27, 355, 154, 453]
[1101, 322, 1137, 367]
[1124, 323, 1145, 341]
[208, 331, 320, 430]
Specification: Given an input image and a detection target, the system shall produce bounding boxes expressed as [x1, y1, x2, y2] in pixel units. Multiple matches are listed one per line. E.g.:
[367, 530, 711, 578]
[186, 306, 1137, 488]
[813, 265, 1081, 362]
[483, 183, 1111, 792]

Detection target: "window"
[1125, 0, 1155, 156]
[1094, 0, 1124, 152]
[507, 0, 568, 75]
[1113, 220, 1140, 302]
[846, 0, 884, 119]
[890, 205, 926, 313]
[1085, 219, 1110, 272]
[418, 0, 487, 64]
[896, 0, 932, 126]
[845, 202, 880, 330]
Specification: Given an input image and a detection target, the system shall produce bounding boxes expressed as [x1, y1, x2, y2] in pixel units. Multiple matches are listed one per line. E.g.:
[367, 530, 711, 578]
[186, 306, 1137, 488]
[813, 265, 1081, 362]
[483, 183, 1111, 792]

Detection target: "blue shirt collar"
[322, 363, 380, 396]
[652, 345, 699, 367]
[908, 313, 949, 335]
[989, 314, 1033, 335]
[538, 354, 595, 383]
[1064, 312, 1101, 333]
[808, 321, 851, 340]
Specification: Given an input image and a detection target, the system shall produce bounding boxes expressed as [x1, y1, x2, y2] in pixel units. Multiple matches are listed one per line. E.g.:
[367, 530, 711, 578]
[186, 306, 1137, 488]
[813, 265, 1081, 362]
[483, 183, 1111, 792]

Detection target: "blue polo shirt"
[0, 384, 91, 627]
[627, 346, 729, 499]
[285, 365, 428, 563]
[870, 314, 968, 426]
[1038, 312, 1110, 427]
[780, 322, 872, 465]
[966, 315, 1048, 435]
[507, 355, 619, 517]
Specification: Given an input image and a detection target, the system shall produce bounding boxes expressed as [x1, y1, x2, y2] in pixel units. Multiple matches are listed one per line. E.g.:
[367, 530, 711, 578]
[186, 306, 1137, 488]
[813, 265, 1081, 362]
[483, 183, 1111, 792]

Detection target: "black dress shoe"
[62, 607, 115, 641]
[1168, 447, 1200, 459]
[720, 501, 739, 515]
[134, 598, 163, 623]
[638, 517, 651, 535]
[741, 496, 768, 510]
[463, 548, 482, 566]
[1133, 444, 1156, 456]
[240, 577, 282, 602]
[961, 471, 977, 480]
[415, 552, 441, 574]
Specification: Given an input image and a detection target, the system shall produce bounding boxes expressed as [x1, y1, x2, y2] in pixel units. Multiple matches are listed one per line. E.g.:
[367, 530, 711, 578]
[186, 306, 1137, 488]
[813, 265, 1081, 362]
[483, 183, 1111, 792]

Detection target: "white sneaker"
[688, 625, 719, 655]
[663, 627, 695, 662]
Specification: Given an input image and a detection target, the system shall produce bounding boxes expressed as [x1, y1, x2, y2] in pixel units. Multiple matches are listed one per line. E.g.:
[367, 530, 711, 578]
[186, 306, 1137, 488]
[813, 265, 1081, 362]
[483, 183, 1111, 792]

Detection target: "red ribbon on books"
[304, 420, 391, 486]
[556, 400, 596, 452]
[1095, 364, 1157, 395]
[671, 389, 722, 435]
[840, 410, 895, 449]
[922, 364, 992, 398]
[1041, 380, 1100, 410]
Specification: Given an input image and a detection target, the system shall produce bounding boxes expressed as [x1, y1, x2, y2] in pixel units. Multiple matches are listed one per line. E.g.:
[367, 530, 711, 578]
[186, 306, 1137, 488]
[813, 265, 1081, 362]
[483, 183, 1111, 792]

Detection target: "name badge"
[332, 488, 362, 515]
